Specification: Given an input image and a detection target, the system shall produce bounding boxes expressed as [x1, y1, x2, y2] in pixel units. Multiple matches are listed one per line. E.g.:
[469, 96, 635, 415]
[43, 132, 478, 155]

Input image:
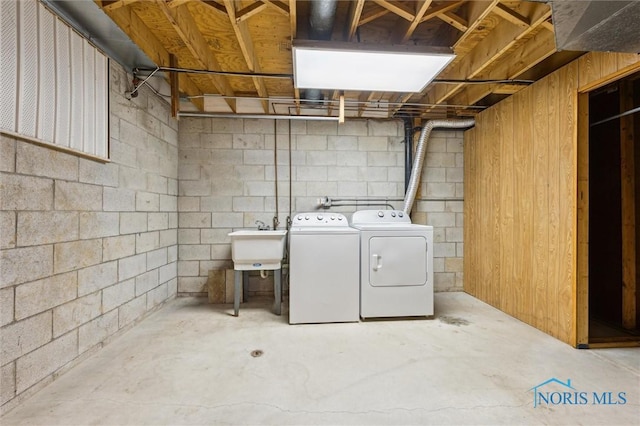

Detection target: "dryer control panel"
[293, 212, 349, 226]
[351, 209, 411, 225]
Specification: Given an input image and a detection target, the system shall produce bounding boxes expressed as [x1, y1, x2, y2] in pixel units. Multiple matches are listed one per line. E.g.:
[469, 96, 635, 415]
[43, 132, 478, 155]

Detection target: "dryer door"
[368, 236, 427, 287]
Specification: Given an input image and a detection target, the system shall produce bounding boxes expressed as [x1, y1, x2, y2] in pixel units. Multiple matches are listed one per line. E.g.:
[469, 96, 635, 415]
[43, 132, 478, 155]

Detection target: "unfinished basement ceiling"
[82, 0, 579, 119]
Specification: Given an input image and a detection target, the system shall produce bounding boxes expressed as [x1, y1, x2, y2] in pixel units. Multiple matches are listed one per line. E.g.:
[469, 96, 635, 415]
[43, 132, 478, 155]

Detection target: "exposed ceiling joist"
[200, 0, 227, 15]
[450, 27, 557, 107]
[89, 0, 616, 119]
[419, 1, 466, 24]
[345, 0, 365, 41]
[156, 0, 237, 112]
[358, 6, 390, 27]
[262, 0, 289, 16]
[235, 2, 268, 23]
[393, 0, 433, 43]
[493, 3, 530, 29]
[289, 0, 296, 39]
[102, 0, 139, 12]
[423, 2, 552, 107]
[222, 0, 269, 113]
[102, 4, 205, 110]
[436, 11, 468, 32]
[453, 0, 500, 49]
[372, 0, 414, 22]
[167, 0, 194, 9]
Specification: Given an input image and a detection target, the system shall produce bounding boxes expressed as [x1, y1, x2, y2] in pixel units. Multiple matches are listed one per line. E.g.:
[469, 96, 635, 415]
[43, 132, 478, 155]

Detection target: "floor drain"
[251, 350, 263, 357]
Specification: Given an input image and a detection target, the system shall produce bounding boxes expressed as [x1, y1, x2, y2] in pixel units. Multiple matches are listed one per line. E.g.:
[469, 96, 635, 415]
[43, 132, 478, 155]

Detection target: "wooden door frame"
[576, 68, 640, 348]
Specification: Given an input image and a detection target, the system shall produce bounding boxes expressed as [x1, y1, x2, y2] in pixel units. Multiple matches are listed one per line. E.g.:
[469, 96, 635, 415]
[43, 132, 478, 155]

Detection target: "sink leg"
[274, 269, 282, 316]
[234, 270, 241, 316]
[242, 271, 250, 303]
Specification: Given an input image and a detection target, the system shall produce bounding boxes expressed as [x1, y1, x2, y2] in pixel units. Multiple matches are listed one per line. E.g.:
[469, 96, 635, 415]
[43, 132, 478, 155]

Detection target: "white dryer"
[288, 213, 360, 324]
[350, 210, 434, 319]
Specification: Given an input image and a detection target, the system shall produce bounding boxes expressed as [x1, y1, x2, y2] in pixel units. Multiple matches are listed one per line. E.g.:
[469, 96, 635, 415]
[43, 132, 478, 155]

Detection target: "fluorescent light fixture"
[292, 41, 455, 93]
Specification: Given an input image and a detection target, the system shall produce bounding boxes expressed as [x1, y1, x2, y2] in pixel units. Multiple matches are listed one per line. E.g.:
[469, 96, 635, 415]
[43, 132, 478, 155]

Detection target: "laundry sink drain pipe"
[402, 118, 476, 215]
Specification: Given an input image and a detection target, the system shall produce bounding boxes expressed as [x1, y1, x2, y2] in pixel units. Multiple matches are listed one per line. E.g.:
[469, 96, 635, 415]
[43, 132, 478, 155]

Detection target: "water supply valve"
[318, 196, 332, 209]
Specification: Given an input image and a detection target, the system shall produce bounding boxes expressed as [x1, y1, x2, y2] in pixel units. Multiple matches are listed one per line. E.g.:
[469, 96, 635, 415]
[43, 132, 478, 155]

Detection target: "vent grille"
[0, 2, 109, 159]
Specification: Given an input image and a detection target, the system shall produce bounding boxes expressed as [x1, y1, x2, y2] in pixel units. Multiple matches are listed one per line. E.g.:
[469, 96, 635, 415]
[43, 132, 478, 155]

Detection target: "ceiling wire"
[134, 66, 534, 85]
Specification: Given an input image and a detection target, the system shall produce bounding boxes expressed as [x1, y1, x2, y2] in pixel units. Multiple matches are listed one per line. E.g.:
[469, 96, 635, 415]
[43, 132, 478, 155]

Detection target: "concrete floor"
[1, 292, 639, 425]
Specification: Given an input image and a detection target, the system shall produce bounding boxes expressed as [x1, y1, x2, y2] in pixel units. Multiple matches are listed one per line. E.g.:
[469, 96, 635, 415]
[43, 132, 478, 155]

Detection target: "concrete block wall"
[177, 118, 464, 296]
[0, 62, 178, 411]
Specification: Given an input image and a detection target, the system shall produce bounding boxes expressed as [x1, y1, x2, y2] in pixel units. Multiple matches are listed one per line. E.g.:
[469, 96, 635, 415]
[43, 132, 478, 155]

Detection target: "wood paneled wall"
[464, 52, 640, 347]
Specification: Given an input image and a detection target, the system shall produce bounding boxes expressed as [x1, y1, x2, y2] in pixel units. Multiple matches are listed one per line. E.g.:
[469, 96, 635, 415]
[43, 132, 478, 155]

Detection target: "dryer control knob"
[305, 215, 310, 220]
[317, 215, 323, 221]
[377, 211, 384, 218]
[296, 215, 302, 221]
[330, 216, 335, 220]
[338, 216, 343, 220]
[391, 212, 396, 217]
[398, 212, 404, 218]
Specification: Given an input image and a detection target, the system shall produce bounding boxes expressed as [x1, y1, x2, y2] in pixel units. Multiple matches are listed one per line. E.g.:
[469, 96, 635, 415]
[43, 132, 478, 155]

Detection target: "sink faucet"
[255, 220, 270, 230]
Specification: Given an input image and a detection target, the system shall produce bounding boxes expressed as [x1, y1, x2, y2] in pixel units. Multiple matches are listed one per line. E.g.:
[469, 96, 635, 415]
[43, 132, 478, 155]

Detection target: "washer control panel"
[350, 209, 411, 225]
[293, 212, 349, 226]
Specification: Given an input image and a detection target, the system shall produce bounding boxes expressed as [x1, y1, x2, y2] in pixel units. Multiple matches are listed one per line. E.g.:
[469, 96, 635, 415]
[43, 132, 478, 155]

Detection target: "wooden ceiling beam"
[236, 2, 268, 23]
[491, 83, 526, 95]
[359, 6, 390, 27]
[389, 92, 415, 117]
[327, 89, 340, 116]
[420, 1, 465, 23]
[450, 28, 557, 106]
[223, 0, 270, 113]
[201, 0, 227, 15]
[493, 3, 529, 29]
[102, 0, 140, 12]
[436, 11, 468, 32]
[101, 4, 204, 110]
[358, 92, 384, 117]
[289, 0, 297, 38]
[345, 0, 365, 40]
[262, 0, 289, 16]
[156, 1, 237, 112]
[371, 0, 414, 22]
[453, 0, 500, 49]
[167, 0, 192, 8]
[392, 0, 433, 43]
[424, 2, 551, 106]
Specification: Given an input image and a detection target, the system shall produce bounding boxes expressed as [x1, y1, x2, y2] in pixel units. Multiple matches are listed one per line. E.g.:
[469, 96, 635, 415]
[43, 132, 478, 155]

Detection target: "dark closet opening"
[588, 71, 640, 344]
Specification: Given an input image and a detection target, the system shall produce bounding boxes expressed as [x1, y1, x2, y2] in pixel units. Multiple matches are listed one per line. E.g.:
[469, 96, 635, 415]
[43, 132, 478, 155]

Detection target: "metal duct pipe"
[309, 0, 338, 40]
[303, 0, 338, 103]
[402, 117, 415, 192]
[402, 119, 476, 215]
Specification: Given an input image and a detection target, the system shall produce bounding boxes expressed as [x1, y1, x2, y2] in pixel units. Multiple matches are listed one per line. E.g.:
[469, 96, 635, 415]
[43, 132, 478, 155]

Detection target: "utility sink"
[228, 230, 287, 270]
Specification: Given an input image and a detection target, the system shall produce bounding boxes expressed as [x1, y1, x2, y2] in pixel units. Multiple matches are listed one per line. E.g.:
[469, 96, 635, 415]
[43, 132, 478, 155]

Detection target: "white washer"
[289, 213, 360, 324]
[350, 210, 434, 319]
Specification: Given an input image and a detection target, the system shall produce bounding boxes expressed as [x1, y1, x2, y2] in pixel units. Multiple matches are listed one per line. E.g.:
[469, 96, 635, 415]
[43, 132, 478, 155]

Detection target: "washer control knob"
[398, 212, 404, 218]
[330, 216, 335, 220]
[296, 215, 302, 221]
[391, 212, 396, 217]
[377, 211, 384, 218]
[305, 215, 310, 220]
[317, 215, 323, 221]
[338, 216, 343, 220]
